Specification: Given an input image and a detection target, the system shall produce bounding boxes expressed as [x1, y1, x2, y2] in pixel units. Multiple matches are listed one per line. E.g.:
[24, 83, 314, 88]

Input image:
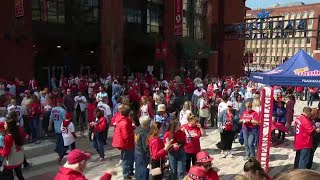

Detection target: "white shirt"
[97, 102, 112, 119]
[218, 102, 228, 118]
[7, 105, 23, 126]
[140, 104, 149, 116]
[179, 109, 191, 125]
[96, 92, 108, 102]
[74, 95, 87, 111]
[61, 121, 75, 146]
[193, 89, 206, 97]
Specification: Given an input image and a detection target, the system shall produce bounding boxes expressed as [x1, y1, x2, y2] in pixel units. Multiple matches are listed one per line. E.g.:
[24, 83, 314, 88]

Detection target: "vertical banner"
[257, 87, 274, 173]
[174, 0, 183, 36]
[15, 0, 24, 17]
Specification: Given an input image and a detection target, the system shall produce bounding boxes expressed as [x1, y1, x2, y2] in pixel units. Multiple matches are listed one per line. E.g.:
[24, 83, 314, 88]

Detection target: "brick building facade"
[0, 0, 246, 82]
[246, 2, 320, 71]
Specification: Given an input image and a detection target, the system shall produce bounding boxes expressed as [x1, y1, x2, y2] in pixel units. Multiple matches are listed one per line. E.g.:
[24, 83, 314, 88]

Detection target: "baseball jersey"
[61, 121, 75, 146]
[294, 114, 314, 150]
[50, 106, 67, 133]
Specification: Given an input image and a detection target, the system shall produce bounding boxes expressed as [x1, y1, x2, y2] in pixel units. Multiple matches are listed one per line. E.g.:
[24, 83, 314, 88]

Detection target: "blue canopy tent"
[250, 49, 320, 87]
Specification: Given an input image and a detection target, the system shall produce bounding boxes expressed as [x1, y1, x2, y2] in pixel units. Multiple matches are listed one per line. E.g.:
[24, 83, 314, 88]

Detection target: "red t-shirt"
[181, 124, 202, 154]
[163, 130, 186, 151]
[294, 114, 314, 150]
[224, 112, 233, 131]
[241, 110, 259, 130]
[87, 103, 96, 123]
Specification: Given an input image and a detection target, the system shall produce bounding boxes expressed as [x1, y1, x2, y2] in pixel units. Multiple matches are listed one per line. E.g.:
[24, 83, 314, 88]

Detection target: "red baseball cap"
[196, 151, 214, 163]
[65, 112, 72, 119]
[187, 166, 206, 180]
[67, 149, 91, 164]
[100, 172, 112, 180]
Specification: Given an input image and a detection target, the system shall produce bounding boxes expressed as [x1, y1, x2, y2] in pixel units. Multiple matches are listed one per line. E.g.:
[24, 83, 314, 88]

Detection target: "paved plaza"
[23, 100, 320, 180]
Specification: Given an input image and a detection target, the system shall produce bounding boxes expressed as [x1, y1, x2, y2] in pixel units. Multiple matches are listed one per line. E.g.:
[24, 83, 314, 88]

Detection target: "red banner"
[257, 87, 274, 173]
[15, 0, 24, 17]
[174, 0, 183, 36]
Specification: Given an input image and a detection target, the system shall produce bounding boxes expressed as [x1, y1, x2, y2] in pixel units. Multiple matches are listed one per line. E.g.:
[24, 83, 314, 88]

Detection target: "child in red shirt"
[180, 113, 206, 172]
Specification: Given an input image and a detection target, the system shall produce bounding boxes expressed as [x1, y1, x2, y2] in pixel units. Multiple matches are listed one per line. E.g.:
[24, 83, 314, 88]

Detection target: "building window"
[183, 0, 190, 37]
[147, 0, 164, 4]
[80, 0, 99, 24]
[306, 47, 311, 54]
[194, 17, 203, 39]
[32, 0, 65, 23]
[295, 38, 300, 44]
[283, 48, 287, 55]
[307, 38, 311, 44]
[127, 9, 142, 24]
[32, 0, 40, 21]
[288, 48, 293, 55]
[294, 47, 299, 54]
[146, 5, 162, 33]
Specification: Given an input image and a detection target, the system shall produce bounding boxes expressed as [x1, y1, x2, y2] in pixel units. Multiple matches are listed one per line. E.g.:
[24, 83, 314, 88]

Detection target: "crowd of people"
[0, 73, 319, 180]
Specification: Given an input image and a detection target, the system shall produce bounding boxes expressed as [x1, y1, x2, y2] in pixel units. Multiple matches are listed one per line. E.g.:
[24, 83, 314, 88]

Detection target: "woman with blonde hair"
[252, 94, 261, 114]
[179, 101, 192, 125]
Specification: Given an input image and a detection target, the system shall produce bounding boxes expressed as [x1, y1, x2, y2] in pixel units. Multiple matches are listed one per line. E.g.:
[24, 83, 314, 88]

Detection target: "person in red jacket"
[163, 119, 186, 179]
[112, 105, 135, 179]
[54, 149, 91, 180]
[196, 151, 219, 180]
[294, 107, 320, 169]
[148, 122, 173, 180]
[91, 109, 107, 162]
[28, 94, 42, 144]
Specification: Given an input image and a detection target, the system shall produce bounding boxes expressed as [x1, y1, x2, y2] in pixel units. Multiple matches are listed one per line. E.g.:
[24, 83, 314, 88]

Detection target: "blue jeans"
[308, 94, 315, 107]
[93, 132, 105, 159]
[30, 116, 40, 141]
[294, 148, 311, 169]
[121, 149, 134, 177]
[168, 149, 186, 180]
[55, 133, 65, 159]
[134, 150, 149, 180]
[243, 129, 256, 158]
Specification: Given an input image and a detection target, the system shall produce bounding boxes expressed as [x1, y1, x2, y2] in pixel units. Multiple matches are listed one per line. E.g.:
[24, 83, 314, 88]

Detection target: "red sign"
[257, 87, 274, 173]
[15, 0, 24, 17]
[174, 0, 183, 36]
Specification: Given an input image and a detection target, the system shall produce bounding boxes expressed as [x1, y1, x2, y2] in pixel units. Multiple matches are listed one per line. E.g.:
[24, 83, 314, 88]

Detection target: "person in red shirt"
[87, 98, 97, 141]
[240, 102, 260, 161]
[148, 122, 173, 180]
[111, 105, 135, 179]
[295, 86, 304, 101]
[163, 119, 186, 180]
[0, 119, 25, 180]
[294, 107, 320, 169]
[54, 149, 90, 180]
[91, 109, 107, 162]
[196, 151, 219, 180]
[307, 87, 317, 107]
[181, 113, 206, 172]
[28, 95, 42, 144]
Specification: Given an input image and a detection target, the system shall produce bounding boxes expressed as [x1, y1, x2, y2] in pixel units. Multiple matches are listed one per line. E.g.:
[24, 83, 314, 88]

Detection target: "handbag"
[150, 159, 162, 176]
[4, 140, 24, 167]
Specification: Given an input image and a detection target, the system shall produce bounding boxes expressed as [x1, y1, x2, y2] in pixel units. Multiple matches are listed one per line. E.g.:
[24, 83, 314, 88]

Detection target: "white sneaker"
[220, 152, 227, 158]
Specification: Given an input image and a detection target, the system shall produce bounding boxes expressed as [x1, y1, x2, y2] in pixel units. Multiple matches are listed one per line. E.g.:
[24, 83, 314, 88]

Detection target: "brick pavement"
[24, 100, 320, 180]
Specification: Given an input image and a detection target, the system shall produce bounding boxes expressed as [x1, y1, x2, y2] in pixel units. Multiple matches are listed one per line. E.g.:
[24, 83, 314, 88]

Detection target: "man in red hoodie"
[54, 149, 91, 180]
[112, 105, 135, 179]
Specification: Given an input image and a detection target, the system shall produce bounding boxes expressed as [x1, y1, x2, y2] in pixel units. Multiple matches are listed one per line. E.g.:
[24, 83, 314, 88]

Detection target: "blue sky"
[246, 0, 320, 9]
